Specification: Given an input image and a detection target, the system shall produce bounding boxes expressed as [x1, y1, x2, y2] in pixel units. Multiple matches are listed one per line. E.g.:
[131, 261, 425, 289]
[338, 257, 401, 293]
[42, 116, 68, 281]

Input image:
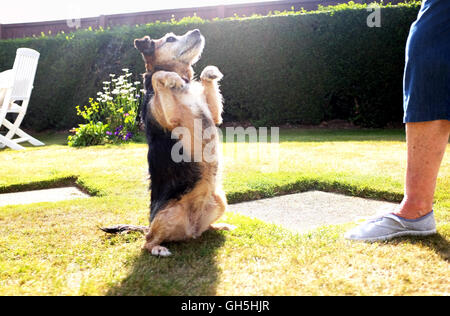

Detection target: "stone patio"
[227, 191, 397, 233]
[0, 187, 90, 207]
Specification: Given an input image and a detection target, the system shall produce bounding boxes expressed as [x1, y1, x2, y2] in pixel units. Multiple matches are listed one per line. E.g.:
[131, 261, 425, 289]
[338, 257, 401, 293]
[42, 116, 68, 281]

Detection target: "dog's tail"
[99, 225, 149, 234]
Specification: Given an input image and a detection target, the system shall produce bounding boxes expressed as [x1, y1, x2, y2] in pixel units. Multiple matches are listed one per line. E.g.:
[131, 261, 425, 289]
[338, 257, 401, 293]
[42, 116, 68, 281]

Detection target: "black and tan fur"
[102, 29, 234, 257]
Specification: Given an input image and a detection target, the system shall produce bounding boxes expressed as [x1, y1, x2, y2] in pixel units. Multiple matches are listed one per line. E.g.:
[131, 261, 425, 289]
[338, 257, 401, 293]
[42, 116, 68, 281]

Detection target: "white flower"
[122, 68, 129, 72]
[110, 74, 116, 78]
[112, 89, 120, 95]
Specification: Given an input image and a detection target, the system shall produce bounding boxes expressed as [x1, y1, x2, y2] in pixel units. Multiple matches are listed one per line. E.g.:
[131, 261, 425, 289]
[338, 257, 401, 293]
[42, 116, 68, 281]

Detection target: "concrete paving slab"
[227, 191, 397, 233]
[0, 187, 90, 207]
[0, 188, 397, 234]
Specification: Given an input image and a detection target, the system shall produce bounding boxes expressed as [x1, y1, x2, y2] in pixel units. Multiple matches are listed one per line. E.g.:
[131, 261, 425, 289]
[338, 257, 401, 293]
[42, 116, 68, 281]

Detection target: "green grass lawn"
[0, 129, 449, 295]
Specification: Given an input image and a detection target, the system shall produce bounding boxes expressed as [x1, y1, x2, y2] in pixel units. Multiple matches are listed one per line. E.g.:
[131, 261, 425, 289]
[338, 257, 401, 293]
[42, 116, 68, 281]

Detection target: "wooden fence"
[0, 0, 402, 40]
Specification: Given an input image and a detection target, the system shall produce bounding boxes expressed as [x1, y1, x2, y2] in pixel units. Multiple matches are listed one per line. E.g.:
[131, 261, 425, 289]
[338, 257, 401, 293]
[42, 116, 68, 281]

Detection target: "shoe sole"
[345, 229, 437, 242]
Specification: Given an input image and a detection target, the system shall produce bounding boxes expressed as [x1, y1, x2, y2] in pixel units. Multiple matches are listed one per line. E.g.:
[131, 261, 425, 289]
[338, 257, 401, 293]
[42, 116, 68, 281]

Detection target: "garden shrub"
[67, 121, 109, 147]
[0, 1, 422, 130]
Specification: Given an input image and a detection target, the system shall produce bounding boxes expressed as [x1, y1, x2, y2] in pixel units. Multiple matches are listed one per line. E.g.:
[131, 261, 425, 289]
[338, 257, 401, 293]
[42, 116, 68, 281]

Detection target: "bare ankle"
[395, 198, 433, 219]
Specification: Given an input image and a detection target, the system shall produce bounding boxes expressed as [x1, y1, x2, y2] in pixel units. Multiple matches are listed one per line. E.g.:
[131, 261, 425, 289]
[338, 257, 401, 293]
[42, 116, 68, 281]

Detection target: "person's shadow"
[106, 230, 226, 296]
[386, 233, 449, 262]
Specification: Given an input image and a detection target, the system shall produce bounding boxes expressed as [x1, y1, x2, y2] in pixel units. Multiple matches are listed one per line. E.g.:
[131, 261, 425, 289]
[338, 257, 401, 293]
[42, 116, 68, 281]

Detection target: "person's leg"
[345, 0, 450, 242]
[395, 120, 450, 219]
[345, 120, 448, 242]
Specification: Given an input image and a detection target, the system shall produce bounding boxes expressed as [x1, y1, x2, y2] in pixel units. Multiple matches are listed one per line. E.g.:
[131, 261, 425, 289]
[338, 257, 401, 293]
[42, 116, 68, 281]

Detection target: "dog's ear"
[143, 72, 153, 91]
[134, 36, 155, 55]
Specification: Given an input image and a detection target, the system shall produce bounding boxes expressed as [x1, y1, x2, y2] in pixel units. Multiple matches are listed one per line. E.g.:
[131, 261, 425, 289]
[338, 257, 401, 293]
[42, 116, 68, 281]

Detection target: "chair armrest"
[0, 70, 14, 89]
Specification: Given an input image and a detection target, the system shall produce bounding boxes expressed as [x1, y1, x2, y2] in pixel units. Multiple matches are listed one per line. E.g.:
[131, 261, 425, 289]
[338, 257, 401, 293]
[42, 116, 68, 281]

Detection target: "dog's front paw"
[154, 71, 185, 90]
[201, 66, 223, 82]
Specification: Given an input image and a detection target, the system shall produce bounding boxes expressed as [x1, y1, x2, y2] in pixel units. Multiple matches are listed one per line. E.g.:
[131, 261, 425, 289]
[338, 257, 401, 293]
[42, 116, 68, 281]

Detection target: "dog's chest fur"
[143, 73, 219, 223]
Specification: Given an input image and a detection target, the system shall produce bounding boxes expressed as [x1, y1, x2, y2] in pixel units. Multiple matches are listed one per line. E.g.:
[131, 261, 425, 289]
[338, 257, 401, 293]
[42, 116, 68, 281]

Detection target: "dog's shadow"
[106, 230, 227, 296]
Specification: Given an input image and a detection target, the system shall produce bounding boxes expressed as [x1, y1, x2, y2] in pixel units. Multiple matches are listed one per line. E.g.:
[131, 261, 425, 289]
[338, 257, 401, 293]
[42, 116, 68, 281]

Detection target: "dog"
[101, 29, 234, 257]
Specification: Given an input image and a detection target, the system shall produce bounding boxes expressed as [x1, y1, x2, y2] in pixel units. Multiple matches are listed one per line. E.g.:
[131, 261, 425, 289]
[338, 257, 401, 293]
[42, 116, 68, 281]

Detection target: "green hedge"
[0, 1, 421, 131]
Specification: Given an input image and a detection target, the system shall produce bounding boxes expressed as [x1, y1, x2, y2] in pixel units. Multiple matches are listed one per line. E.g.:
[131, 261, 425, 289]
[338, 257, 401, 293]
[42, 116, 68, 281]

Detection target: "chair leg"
[1, 117, 45, 147]
[19, 130, 45, 146]
[17, 127, 45, 146]
[0, 134, 25, 150]
[3, 111, 26, 139]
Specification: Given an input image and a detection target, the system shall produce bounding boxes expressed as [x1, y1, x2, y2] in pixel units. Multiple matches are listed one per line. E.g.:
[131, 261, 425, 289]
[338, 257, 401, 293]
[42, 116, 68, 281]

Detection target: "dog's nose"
[192, 29, 201, 36]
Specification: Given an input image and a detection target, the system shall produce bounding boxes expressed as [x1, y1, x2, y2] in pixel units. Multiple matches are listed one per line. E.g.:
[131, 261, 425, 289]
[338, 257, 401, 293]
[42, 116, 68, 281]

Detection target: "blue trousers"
[403, 0, 450, 123]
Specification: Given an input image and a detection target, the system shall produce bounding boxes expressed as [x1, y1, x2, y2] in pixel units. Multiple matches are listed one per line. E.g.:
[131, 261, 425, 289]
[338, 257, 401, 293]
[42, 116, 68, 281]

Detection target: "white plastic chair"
[0, 48, 44, 150]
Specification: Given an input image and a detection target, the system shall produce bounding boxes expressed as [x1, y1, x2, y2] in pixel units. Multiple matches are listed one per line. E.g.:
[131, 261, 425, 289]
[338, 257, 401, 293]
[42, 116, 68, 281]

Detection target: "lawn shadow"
[219, 128, 406, 143]
[16, 131, 70, 147]
[405, 233, 450, 263]
[106, 230, 227, 296]
[226, 177, 404, 205]
[8, 129, 407, 148]
[277, 128, 406, 143]
[382, 233, 450, 263]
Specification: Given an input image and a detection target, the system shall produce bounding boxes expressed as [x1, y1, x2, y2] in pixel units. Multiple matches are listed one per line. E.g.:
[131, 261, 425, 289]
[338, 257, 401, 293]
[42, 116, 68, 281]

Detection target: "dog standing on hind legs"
[101, 29, 235, 257]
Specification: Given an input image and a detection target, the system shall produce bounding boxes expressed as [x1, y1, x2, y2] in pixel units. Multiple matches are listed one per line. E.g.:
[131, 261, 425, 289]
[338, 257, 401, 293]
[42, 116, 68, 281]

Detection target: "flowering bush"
[67, 121, 109, 147]
[68, 69, 142, 147]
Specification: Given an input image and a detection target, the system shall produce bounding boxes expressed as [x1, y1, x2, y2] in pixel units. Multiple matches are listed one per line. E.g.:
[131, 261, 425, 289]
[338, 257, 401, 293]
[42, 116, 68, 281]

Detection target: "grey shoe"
[345, 211, 437, 242]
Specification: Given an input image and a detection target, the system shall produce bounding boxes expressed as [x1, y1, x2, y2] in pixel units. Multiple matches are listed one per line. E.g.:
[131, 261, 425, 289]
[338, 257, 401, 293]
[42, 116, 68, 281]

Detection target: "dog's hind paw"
[210, 223, 237, 231]
[149, 245, 172, 257]
[201, 66, 223, 82]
